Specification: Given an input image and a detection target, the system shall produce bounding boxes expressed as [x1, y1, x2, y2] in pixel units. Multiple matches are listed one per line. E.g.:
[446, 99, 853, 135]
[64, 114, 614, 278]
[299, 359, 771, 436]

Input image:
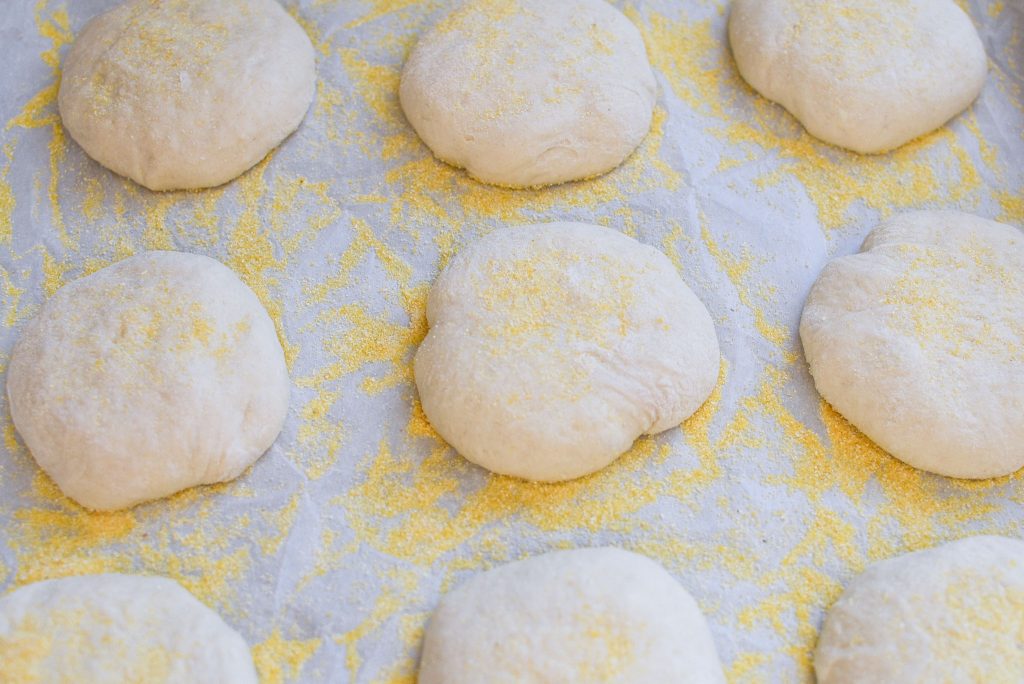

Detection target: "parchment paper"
[0, 0, 1022, 681]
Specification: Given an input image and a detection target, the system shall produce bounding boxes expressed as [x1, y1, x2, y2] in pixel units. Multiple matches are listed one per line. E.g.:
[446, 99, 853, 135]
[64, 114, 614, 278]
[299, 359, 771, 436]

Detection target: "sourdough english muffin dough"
[414, 223, 720, 482]
[399, 0, 657, 187]
[0, 573, 257, 682]
[800, 211, 1024, 479]
[728, 0, 987, 153]
[419, 548, 725, 684]
[815, 536, 1024, 683]
[6, 251, 290, 511]
[58, 0, 316, 191]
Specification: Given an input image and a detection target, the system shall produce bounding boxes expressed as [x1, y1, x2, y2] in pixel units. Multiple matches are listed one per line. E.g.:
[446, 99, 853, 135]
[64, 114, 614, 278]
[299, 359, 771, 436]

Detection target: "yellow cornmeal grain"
[0, 267, 26, 328]
[576, 611, 636, 681]
[311, 292, 427, 396]
[699, 220, 788, 347]
[257, 492, 302, 556]
[225, 158, 301, 369]
[370, 610, 425, 684]
[334, 578, 413, 679]
[0, 145, 14, 244]
[727, 652, 771, 683]
[996, 189, 1024, 224]
[252, 628, 323, 684]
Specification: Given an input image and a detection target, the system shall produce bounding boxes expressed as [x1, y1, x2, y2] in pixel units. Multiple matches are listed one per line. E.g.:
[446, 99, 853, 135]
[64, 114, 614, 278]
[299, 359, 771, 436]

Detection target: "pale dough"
[799, 211, 1024, 479]
[414, 222, 720, 482]
[6, 251, 290, 510]
[815, 535, 1024, 683]
[59, 0, 316, 191]
[728, 0, 987, 153]
[399, 0, 657, 188]
[419, 547, 725, 684]
[0, 573, 257, 682]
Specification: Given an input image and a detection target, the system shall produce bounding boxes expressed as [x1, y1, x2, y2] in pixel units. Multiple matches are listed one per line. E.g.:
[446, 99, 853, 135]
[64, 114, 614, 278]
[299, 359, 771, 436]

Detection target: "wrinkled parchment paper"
[0, 1, 1022, 681]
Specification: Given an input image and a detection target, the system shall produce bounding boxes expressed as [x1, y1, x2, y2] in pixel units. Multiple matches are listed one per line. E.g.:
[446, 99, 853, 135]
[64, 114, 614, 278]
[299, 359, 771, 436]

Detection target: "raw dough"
[399, 0, 656, 188]
[414, 222, 719, 482]
[59, 0, 316, 191]
[419, 547, 725, 684]
[799, 211, 1024, 479]
[0, 573, 257, 682]
[728, 0, 986, 153]
[815, 535, 1024, 683]
[7, 251, 290, 510]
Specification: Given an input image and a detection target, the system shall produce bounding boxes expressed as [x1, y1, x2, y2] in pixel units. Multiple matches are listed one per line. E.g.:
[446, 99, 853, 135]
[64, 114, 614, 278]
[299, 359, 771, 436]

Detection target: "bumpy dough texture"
[419, 547, 725, 684]
[7, 251, 290, 510]
[399, 0, 656, 188]
[816, 536, 1024, 683]
[0, 573, 257, 682]
[728, 0, 986, 153]
[800, 211, 1024, 479]
[58, 0, 316, 191]
[414, 223, 720, 482]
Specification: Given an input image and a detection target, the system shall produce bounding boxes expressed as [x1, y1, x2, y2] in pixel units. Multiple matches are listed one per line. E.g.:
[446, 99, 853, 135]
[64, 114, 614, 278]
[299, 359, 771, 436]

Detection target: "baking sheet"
[0, 0, 1022, 681]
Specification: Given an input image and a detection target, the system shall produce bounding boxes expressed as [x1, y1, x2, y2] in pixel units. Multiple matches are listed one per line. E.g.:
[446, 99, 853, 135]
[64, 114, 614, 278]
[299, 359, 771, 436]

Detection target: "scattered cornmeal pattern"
[0, 1, 1021, 682]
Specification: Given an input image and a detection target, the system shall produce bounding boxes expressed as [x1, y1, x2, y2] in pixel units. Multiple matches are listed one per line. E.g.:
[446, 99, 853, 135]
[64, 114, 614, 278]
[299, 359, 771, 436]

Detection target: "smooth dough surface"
[816, 535, 1024, 683]
[728, 0, 986, 153]
[0, 573, 257, 682]
[419, 547, 725, 684]
[800, 211, 1024, 479]
[7, 251, 290, 510]
[414, 223, 720, 482]
[399, 0, 656, 188]
[59, 0, 316, 191]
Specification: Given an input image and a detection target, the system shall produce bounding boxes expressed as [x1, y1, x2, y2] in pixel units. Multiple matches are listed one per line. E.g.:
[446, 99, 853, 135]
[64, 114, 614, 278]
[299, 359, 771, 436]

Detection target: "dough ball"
[58, 0, 316, 191]
[399, 0, 657, 188]
[728, 0, 986, 153]
[414, 222, 719, 482]
[419, 547, 725, 684]
[816, 535, 1024, 683]
[0, 573, 257, 682]
[800, 211, 1024, 479]
[7, 251, 290, 510]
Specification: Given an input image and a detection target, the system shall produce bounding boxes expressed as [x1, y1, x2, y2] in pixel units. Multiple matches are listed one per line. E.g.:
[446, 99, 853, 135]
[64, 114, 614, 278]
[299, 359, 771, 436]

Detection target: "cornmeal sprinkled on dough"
[0, 0, 1020, 681]
[882, 241, 1024, 362]
[932, 569, 1024, 676]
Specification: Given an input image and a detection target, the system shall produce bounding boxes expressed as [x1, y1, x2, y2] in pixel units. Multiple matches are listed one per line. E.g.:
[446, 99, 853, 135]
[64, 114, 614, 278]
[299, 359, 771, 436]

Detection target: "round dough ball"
[58, 0, 316, 191]
[419, 547, 725, 684]
[7, 251, 290, 510]
[414, 223, 720, 482]
[399, 0, 657, 188]
[800, 211, 1024, 479]
[816, 535, 1024, 683]
[0, 573, 257, 682]
[728, 0, 986, 153]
